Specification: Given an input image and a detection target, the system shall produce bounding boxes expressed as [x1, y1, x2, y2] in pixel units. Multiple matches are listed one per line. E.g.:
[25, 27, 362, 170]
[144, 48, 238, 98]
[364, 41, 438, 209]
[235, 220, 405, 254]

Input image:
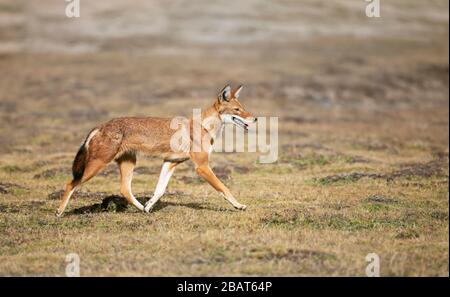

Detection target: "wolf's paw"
[144, 204, 154, 213]
[235, 204, 247, 211]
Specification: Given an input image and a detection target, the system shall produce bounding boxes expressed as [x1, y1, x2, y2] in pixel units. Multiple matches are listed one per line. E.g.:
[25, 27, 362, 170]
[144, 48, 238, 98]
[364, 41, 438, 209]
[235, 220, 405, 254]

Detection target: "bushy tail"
[72, 128, 98, 182]
[72, 143, 87, 182]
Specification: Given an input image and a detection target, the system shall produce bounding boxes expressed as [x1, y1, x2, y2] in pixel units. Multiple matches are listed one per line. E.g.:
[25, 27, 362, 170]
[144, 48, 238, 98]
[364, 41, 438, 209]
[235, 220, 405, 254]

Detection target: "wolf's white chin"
[220, 114, 254, 130]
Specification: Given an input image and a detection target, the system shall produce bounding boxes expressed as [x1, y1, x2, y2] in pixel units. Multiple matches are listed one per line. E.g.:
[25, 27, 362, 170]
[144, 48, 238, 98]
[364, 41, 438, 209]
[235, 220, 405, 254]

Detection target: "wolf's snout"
[247, 117, 257, 123]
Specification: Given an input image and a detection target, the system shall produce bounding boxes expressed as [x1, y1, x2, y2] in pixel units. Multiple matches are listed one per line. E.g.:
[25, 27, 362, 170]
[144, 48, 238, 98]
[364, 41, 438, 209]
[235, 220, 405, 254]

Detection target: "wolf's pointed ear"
[218, 85, 231, 102]
[233, 85, 243, 99]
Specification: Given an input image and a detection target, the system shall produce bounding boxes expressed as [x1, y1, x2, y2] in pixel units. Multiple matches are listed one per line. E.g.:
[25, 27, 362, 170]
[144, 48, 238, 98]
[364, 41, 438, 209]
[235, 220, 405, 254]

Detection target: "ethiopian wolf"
[56, 85, 257, 217]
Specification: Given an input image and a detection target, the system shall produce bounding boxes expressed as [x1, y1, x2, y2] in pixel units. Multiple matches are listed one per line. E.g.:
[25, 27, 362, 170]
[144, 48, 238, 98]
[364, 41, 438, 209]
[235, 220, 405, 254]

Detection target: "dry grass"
[0, 0, 448, 276]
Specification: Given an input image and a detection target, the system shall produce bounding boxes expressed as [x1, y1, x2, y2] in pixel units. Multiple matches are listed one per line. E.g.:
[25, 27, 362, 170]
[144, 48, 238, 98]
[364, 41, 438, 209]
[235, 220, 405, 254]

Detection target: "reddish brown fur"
[56, 85, 256, 216]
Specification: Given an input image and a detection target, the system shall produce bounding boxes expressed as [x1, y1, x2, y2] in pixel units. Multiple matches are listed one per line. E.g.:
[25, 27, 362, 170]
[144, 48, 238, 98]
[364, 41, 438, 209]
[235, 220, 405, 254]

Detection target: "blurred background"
[0, 0, 448, 153]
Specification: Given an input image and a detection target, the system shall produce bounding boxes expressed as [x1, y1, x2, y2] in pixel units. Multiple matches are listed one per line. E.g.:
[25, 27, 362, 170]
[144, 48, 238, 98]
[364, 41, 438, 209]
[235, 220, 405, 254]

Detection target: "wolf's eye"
[234, 108, 240, 112]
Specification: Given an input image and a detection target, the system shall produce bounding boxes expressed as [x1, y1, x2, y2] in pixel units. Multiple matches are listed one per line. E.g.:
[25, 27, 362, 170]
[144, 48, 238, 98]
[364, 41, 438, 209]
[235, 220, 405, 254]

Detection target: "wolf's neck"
[202, 104, 220, 119]
[189, 104, 223, 142]
[204, 104, 223, 141]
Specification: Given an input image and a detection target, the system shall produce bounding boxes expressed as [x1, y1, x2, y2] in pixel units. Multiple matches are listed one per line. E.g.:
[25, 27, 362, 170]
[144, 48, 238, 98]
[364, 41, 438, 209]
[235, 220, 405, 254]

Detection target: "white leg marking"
[127, 182, 144, 211]
[130, 197, 144, 211]
[220, 193, 247, 210]
[126, 181, 144, 211]
[144, 162, 175, 212]
[120, 163, 144, 211]
[56, 188, 75, 217]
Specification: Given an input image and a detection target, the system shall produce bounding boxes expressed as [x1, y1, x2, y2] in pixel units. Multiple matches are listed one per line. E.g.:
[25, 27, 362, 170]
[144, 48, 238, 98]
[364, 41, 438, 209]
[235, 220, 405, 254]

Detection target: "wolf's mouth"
[232, 116, 249, 130]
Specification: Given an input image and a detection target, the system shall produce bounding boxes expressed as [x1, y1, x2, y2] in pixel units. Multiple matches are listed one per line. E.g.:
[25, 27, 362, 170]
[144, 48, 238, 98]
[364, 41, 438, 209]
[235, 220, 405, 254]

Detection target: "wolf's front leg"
[192, 153, 246, 210]
[196, 164, 246, 210]
[144, 162, 177, 213]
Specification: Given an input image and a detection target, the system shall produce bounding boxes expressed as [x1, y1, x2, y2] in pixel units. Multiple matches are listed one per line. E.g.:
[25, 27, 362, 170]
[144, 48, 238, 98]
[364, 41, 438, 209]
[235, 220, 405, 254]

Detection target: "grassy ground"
[0, 0, 448, 276]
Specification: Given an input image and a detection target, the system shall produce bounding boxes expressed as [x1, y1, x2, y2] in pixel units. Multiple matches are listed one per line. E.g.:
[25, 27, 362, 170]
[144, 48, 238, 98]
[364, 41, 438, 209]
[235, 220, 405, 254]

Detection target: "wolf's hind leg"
[56, 159, 107, 217]
[56, 179, 80, 217]
[117, 152, 144, 211]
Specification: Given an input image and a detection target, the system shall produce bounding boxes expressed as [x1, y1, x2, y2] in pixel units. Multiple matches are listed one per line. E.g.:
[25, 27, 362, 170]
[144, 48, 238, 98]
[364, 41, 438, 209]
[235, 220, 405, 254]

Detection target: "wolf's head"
[215, 85, 257, 130]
